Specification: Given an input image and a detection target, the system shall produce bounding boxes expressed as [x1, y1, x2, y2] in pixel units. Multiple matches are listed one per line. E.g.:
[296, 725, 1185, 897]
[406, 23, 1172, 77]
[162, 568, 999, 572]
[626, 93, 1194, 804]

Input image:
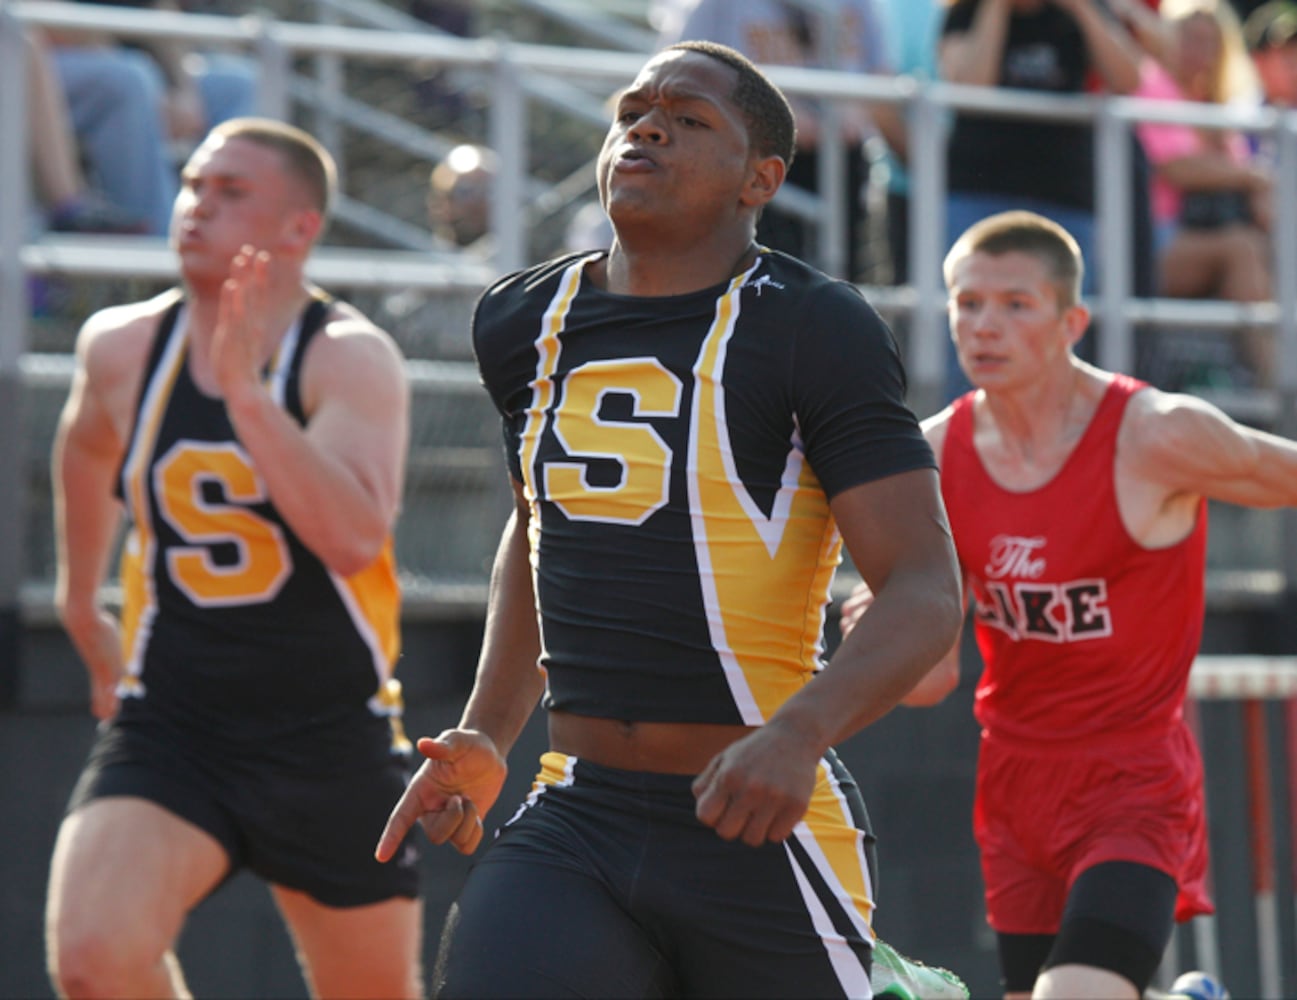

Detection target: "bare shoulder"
[920, 404, 956, 466]
[76, 289, 179, 386]
[1119, 385, 1234, 461]
[314, 298, 406, 366]
[300, 297, 408, 408]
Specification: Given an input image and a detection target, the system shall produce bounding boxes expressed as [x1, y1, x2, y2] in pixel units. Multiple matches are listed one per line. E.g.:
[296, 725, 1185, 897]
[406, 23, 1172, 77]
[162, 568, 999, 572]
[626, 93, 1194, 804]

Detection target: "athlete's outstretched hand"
[376, 730, 508, 860]
[692, 721, 821, 847]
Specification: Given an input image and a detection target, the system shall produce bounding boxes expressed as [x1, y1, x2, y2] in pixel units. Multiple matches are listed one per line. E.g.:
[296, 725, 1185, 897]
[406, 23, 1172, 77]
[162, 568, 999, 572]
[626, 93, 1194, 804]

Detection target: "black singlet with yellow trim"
[113, 290, 402, 746]
[474, 248, 934, 725]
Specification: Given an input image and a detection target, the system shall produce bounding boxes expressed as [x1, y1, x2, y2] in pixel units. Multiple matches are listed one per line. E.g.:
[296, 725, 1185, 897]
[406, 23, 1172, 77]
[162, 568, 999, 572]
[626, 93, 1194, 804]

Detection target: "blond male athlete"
[46, 117, 422, 999]
[844, 210, 1297, 999]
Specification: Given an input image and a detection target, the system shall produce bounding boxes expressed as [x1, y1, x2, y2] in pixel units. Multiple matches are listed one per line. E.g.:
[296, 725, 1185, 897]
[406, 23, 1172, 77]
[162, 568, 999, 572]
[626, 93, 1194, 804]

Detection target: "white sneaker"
[1168, 970, 1230, 1000]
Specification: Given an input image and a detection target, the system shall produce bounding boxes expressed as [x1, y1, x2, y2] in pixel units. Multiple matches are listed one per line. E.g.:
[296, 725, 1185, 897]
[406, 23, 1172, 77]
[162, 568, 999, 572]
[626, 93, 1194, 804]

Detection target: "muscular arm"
[693, 467, 963, 845]
[836, 413, 964, 708]
[1127, 390, 1297, 511]
[779, 468, 963, 746]
[214, 257, 409, 576]
[53, 312, 152, 718]
[376, 481, 546, 859]
[458, 480, 548, 751]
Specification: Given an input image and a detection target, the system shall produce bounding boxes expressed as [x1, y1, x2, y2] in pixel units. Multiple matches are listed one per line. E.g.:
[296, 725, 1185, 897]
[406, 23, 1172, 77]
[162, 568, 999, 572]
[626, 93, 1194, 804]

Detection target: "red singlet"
[941, 374, 1212, 928]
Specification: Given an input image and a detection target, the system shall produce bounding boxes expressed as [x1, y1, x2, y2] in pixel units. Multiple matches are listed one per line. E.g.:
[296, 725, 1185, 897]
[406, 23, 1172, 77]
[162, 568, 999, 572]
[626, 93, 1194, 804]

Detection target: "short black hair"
[665, 40, 797, 167]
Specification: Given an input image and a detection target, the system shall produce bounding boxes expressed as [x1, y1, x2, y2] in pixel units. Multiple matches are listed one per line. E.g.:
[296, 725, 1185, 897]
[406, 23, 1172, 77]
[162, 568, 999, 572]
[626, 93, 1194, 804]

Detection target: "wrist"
[223, 377, 272, 425]
[764, 703, 833, 761]
[462, 726, 510, 763]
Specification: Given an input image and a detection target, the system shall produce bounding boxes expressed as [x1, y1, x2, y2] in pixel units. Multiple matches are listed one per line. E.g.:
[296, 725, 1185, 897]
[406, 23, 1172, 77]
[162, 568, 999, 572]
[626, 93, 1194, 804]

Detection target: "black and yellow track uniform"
[69, 291, 420, 906]
[437, 249, 935, 996]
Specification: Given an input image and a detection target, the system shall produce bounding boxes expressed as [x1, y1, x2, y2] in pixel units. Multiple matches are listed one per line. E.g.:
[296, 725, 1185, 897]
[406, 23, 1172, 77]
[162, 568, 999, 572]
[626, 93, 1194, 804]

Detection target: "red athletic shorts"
[974, 721, 1214, 934]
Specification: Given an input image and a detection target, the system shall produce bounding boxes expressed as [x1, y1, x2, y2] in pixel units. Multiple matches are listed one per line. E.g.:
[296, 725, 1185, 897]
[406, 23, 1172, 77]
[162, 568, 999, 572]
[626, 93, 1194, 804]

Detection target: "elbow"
[326, 551, 380, 578]
[907, 658, 961, 707]
[309, 487, 399, 576]
[316, 523, 389, 577]
[55, 594, 89, 633]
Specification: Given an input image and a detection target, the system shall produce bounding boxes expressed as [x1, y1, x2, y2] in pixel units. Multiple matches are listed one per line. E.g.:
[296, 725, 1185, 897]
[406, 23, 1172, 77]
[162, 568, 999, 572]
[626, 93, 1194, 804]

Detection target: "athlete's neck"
[183, 278, 312, 342]
[598, 234, 758, 297]
[183, 279, 315, 389]
[978, 362, 1109, 484]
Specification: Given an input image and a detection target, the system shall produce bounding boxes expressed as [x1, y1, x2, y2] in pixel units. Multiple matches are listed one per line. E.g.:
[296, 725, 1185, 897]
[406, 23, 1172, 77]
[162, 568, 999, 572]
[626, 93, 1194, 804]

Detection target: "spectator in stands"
[378, 144, 497, 360]
[1242, 0, 1297, 331]
[1244, 1, 1297, 106]
[45, 0, 257, 234]
[1244, 1, 1297, 237]
[941, 0, 1143, 274]
[656, 0, 905, 281]
[1133, 0, 1273, 385]
[939, 0, 1145, 399]
[428, 142, 496, 251]
[875, 0, 942, 286]
[26, 26, 147, 234]
[410, 0, 485, 131]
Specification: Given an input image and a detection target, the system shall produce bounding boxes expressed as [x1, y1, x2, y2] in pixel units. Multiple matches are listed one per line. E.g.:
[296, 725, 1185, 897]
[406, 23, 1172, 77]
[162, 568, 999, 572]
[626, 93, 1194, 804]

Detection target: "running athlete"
[46, 118, 422, 999]
[841, 209, 1297, 999]
[376, 41, 964, 998]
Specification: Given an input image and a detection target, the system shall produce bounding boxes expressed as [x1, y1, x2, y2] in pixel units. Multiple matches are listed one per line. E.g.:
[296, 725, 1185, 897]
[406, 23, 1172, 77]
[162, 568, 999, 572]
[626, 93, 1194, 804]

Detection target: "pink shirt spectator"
[1135, 58, 1252, 224]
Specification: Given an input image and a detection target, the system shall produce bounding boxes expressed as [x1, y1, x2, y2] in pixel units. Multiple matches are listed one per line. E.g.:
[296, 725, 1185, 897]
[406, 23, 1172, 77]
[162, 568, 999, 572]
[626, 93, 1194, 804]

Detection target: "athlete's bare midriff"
[548, 710, 757, 775]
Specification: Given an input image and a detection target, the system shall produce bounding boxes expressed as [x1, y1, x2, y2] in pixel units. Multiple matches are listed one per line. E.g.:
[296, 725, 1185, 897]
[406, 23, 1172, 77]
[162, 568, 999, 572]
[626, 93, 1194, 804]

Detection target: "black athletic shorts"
[435, 749, 877, 998]
[67, 709, 421, 907]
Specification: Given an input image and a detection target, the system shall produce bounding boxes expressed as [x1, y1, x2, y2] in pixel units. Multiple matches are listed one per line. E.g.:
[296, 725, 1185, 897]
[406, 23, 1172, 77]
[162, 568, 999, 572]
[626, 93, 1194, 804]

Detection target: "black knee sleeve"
[1044, 915, 1163, 993]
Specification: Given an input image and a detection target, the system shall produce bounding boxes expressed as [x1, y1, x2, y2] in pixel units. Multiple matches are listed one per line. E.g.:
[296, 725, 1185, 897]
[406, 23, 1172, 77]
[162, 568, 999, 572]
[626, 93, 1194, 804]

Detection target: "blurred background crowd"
[17, 0, 1297, 394]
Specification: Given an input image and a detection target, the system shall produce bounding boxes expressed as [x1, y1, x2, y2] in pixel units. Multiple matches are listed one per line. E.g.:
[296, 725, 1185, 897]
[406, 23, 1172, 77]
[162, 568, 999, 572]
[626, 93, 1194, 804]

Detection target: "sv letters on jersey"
[974, 535, 1113, 643]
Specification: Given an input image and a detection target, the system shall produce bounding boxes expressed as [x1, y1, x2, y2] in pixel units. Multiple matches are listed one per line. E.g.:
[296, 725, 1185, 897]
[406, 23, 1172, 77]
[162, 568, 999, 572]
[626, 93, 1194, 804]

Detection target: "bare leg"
[1034, 963, 1140, 999]
[1217, 225, 1274, 386]
[1158, 224, 1275, 387]
[45, 797, 229, 999]
[272, 884, 425, 999]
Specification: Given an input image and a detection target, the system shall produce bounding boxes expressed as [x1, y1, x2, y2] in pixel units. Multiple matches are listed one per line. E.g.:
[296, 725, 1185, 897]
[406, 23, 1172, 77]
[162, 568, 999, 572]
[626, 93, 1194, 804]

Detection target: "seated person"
[1135, 0, 1273, 385]
[45, 0, 257, 234]
[26, 26, 146, 233]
